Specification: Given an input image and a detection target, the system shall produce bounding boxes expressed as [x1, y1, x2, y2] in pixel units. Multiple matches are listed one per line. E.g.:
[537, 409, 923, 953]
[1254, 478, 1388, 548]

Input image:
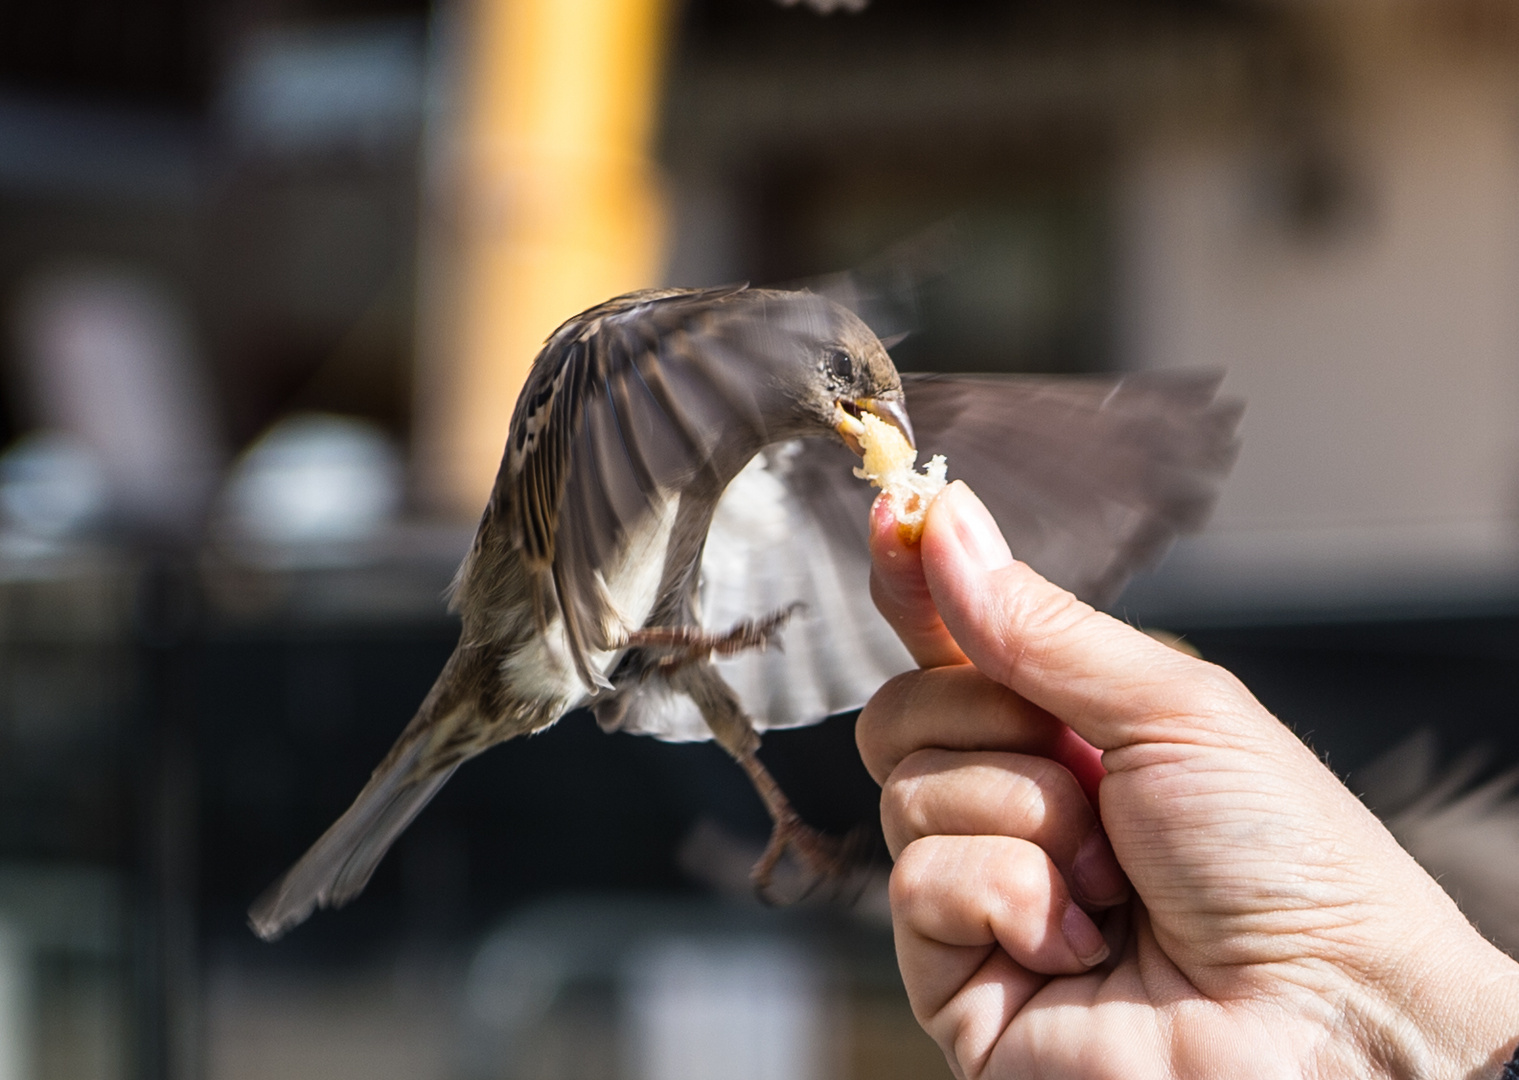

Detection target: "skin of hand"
[858, 480, 1519, 1080]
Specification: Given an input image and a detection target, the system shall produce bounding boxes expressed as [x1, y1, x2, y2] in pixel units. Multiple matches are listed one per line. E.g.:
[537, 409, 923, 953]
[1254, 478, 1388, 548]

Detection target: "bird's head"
[762, 292, 914, 458]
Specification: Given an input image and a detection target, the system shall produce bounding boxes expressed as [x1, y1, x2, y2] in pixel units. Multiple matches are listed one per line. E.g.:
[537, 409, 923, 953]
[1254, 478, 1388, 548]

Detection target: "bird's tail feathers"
[247, 735, 460, 942]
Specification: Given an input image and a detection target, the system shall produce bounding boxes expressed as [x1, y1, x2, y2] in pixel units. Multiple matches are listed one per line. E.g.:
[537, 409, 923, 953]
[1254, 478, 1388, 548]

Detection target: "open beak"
[834, 391, 915, 457]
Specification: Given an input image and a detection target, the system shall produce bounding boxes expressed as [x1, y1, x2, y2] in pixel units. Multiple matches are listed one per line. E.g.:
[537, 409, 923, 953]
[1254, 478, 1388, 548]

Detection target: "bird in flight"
[248, 285, 1241, 941]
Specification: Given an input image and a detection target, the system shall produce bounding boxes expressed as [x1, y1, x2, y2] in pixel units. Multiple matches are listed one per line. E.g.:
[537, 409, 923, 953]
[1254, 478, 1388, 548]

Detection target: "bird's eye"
[826, 349, 853, 382]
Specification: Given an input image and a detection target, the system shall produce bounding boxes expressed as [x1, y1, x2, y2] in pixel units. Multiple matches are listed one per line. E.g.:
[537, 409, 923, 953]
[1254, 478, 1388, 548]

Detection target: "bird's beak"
[834, 392, 915, 457]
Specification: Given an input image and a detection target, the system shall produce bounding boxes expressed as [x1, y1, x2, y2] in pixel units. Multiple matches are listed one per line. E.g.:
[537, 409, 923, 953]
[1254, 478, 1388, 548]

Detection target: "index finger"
[868, 493, 968, 669]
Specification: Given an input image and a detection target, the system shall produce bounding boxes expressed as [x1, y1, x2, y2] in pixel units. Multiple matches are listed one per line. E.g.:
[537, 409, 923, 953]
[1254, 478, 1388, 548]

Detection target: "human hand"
[858, 480, 1519, 1080]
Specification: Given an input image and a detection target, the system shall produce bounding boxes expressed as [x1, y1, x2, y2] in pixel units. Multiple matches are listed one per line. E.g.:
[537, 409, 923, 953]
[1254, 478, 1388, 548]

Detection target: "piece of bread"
[853, 411, 948, 544]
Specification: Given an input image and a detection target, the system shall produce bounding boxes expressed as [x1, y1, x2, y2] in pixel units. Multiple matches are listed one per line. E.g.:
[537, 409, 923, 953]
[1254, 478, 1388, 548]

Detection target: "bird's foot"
[750, 814, 873, 906]
[625, 603, 804, 673]
[709, 602, 805, 657]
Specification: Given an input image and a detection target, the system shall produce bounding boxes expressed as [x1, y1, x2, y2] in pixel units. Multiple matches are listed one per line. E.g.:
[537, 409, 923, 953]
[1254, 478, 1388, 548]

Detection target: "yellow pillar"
[415, 0, 671, 516]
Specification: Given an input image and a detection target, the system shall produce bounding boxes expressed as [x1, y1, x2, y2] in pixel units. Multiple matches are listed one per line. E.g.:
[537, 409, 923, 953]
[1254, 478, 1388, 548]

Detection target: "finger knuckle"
[1190, 658, 1246, 700]
[996, 844, 1050, 905]
[888, 839, 941, 911]
[879, 769, 926, 835]
[952, 836, 1046, 915]
[1175, 659, 1259, 726]
[1019, 583, 1092, 637]
[1000, 757, 1063, 826]
[856, 671, 921, 778]
[990, 583, 1092, 682]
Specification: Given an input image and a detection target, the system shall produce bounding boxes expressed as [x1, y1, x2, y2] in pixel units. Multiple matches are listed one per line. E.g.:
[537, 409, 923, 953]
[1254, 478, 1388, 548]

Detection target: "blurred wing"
[1360, 730, 1519, 954]
[670, 370, 1241, 736]
[1388, 774, 1519, 952]
[804, 219, 960, 344]
[903, 371, 1243, 605]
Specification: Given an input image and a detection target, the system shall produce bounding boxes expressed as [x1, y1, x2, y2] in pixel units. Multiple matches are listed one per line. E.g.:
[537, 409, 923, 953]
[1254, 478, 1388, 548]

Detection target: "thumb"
[919, 481, 1238, 752]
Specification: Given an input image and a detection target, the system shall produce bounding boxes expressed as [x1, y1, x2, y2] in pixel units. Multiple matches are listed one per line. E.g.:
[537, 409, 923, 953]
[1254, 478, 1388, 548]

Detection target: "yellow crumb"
[852, 412, 948, 544]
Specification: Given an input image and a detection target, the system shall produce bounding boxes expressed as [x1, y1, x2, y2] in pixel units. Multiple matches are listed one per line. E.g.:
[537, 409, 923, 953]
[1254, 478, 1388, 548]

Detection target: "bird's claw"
[626, 603, 805, 674]
[714, 602, 805, 657]
[749, 816, 873, 906]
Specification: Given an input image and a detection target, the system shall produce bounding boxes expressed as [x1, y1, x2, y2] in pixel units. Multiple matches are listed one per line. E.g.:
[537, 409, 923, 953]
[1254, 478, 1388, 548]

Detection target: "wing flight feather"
[490, 285, 777, 689]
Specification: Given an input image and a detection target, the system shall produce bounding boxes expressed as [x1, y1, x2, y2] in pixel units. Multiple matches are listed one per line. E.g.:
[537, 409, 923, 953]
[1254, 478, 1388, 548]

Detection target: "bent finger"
[892, 834, 1110, 993]
[881, 750, 1127, 908]
[857, 665, 1105, 801]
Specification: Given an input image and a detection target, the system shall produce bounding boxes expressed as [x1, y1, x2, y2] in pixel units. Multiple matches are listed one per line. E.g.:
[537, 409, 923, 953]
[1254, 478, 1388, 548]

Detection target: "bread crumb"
[852, 411, 948, 544]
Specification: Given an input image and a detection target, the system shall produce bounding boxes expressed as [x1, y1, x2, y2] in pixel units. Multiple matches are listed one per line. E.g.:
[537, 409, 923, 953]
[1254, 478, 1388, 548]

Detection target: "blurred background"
[2, 0, 1519, 1077]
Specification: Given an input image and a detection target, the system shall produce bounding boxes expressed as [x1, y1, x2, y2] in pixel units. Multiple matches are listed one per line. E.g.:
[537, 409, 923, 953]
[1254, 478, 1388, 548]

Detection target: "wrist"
[1354, 920, 1519, 1080]
[1425, 954, 1519, 1080]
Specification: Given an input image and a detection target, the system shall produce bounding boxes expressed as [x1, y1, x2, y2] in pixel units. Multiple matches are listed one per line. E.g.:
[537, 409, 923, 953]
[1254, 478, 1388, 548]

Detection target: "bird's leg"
[624, 602, 803, 673]
[734, 749, 863, 900]
[669, 660, 860, 900]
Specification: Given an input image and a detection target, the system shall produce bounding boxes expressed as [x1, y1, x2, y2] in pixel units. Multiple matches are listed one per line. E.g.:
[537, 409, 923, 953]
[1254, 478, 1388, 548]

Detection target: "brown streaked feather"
[478, 284, 791, 691]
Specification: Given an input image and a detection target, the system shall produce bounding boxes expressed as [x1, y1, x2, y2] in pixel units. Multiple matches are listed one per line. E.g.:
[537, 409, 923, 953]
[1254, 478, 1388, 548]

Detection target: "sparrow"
[248, 284, 1241, 941]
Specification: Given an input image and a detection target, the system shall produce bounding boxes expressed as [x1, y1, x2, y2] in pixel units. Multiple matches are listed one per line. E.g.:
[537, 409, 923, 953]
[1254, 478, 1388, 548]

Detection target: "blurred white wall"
[0, 920, 31, 1080]
[622, 938, 826, 1080]
[1120, 13, 1519, 614]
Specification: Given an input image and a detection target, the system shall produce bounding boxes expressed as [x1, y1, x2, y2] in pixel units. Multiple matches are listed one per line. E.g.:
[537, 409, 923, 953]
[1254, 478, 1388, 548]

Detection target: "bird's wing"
[630, 370, 1241, 738]
[901, 371, 1243, 605]
[492, 284, 783, 690]
[1359, 730, 1519, 955]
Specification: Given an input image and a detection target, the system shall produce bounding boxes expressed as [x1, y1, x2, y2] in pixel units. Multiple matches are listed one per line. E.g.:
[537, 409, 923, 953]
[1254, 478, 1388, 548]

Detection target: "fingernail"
[1071, 828, 1127, 908]
[945, 483, 1013, 571]
[1062, 902, 1110, 967]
